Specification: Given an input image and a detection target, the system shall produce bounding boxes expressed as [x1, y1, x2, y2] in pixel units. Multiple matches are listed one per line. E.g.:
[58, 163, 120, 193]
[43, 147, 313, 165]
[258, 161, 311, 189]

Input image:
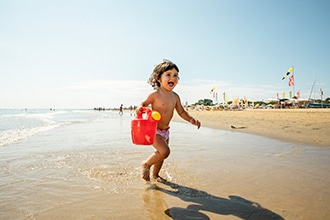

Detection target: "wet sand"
[174, 108, 330, 147]
[0, 111, 329, 219]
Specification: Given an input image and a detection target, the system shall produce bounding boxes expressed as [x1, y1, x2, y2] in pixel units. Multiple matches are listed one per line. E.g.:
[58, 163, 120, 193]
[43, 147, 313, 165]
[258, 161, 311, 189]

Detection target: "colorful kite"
[282, 67, 294, 80]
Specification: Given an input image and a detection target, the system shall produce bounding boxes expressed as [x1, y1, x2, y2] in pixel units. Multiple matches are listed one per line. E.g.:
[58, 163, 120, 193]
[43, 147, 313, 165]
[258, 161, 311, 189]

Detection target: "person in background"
[119, 104, 123, 115]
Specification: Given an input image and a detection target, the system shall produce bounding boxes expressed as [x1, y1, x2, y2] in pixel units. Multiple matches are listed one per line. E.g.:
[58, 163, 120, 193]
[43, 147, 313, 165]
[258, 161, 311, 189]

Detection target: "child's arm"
[136, 92, 155, 114]
[175, 94, 201, 129]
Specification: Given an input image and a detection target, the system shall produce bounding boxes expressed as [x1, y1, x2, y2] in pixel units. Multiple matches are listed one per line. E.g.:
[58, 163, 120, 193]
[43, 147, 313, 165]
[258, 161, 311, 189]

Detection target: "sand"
[169, 108, 330, 219]
[174, 108, 330, 147]
[1, 110, 330, 219]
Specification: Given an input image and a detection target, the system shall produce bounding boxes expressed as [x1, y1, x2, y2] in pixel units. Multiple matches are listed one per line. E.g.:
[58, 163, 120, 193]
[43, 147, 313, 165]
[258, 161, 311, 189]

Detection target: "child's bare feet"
[141, 163, 150, 181]
[152, 175, 167, 183]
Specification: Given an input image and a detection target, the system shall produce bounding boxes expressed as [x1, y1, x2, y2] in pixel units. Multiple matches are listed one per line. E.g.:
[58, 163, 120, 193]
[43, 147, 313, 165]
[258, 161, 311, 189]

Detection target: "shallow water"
[0, 110, 329, 219]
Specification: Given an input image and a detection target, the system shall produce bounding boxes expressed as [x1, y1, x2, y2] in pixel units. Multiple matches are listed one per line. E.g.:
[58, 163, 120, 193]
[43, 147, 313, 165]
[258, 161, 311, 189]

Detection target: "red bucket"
[131, 107, 161, 145]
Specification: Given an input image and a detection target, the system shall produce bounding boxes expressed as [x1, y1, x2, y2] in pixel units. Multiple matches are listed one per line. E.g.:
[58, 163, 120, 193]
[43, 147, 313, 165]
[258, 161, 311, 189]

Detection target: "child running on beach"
[136, 60, 201, 183]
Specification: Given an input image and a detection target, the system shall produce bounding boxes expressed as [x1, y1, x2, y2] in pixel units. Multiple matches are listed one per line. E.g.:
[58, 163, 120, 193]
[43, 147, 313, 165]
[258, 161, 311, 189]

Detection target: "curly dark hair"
[148, 60, 179, 89]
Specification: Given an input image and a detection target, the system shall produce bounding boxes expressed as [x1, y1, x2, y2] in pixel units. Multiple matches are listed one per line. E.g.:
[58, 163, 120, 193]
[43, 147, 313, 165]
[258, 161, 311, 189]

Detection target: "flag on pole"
[297, 90, 300, 98]
[223, 92, 226, 103]
[320, 89, 323, 96]
[289, 91, 292, 99]
[282, 67, 294, 80]
[288, 75, 294, 86]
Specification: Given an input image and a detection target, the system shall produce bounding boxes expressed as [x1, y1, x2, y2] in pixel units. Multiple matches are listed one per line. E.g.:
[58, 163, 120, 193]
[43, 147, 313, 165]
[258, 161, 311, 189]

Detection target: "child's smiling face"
[158, 68, 179, 91]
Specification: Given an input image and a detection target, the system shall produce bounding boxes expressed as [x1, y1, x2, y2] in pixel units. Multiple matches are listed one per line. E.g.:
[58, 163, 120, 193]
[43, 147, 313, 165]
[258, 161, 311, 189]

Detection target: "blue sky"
[1, 0, 329, 108]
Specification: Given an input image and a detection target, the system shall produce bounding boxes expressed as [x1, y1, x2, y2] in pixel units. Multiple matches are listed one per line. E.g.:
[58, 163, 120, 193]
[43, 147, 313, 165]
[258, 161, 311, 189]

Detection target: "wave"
[0, 123, 66, 148]
[0, 109, 100, 148]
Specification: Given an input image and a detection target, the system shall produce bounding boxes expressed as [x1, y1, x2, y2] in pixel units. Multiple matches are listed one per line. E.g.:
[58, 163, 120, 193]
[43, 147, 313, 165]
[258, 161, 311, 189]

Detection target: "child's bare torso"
[151, 90, 178, 130]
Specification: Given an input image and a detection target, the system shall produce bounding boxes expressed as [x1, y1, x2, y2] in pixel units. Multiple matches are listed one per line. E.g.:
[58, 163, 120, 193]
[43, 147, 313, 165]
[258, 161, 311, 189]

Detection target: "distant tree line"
[191, 97, 330, 106]
[193, 99, 214, 106]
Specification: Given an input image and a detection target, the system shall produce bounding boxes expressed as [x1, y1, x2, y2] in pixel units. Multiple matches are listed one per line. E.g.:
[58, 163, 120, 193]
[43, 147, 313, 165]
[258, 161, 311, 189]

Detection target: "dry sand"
[174, 108, 330, 147]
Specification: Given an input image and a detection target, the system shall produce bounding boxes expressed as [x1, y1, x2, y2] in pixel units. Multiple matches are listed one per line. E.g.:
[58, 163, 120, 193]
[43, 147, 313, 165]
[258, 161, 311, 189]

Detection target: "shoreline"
[173, 108, 330, 147]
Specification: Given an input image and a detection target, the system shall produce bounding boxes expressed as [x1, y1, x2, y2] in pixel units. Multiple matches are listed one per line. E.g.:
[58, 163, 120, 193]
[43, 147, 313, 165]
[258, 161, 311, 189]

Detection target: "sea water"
[0, 109, 100, 148]
[0, 109, 140, 219]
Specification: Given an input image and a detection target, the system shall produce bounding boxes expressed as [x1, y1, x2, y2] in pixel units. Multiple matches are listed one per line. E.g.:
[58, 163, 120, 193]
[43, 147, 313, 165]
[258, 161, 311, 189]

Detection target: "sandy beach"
[0, 109, 329, 220]
[174, 108, 330, 147]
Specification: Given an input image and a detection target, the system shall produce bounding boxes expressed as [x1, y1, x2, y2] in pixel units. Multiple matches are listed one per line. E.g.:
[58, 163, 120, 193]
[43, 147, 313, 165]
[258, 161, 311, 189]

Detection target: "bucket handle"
[136, 107, 161, 122]
[136, 107, 152, 119]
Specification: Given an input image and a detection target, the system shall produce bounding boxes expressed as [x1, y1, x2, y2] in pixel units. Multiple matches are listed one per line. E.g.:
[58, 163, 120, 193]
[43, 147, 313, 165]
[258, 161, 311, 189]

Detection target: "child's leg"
[152, 137, 169, 179]
[141, 135, 170, 181]
[152, 160, 164, 179]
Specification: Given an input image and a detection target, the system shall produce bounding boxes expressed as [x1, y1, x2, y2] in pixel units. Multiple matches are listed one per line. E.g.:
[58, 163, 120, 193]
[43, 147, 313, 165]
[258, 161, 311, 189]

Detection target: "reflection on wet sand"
[142, 184, 170, 220]
[144, 181, 284, 220]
